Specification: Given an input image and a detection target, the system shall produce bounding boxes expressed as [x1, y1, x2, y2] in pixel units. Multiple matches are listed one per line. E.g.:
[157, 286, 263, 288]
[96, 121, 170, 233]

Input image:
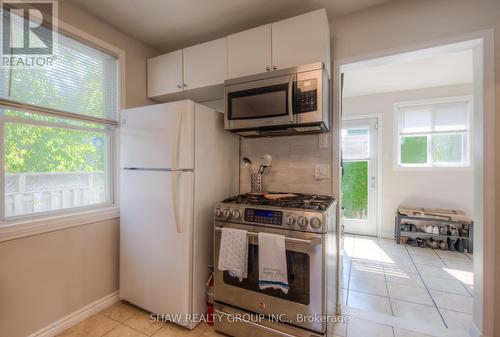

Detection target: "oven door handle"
[287, 75, 294, 123]
[215, 227, 321, 245]
[215, 310, 298, 337]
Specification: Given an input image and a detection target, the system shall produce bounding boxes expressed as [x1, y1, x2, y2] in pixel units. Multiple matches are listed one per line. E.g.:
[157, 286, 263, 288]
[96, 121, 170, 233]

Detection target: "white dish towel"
[218, 228, 248, 281]
[258, 232, 289, 294]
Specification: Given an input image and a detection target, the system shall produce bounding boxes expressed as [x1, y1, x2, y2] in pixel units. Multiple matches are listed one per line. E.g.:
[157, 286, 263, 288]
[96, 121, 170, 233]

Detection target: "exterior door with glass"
[341, 118, 378, 236]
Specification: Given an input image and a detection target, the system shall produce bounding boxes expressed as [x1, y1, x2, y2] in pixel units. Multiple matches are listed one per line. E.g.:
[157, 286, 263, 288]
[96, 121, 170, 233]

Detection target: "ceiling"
[69, 0, 391, 51]
[342, 49, 474, 98]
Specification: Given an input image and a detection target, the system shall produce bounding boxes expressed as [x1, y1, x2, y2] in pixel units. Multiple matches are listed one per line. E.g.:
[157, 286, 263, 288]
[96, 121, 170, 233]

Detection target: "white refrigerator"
[119, 100, 238, 329]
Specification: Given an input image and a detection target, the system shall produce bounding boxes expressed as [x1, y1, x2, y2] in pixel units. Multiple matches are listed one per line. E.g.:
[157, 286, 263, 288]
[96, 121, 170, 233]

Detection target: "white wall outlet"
[318, 134, 328, 148]
[314, 164, 330, 180]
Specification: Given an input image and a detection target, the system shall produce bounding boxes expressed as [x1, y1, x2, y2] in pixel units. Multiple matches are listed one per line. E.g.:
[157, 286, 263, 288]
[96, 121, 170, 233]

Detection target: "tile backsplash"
[240, 133, 333, 195]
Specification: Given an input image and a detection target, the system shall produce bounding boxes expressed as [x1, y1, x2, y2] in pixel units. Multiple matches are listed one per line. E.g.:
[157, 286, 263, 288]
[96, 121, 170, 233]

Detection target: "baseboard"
[27, 291, 120, 337]
[380, 232, 395, 239]
[470, 322, 482, 337]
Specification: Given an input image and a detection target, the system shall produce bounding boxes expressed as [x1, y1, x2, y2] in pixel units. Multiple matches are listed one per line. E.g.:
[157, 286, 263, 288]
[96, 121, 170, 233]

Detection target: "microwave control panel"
[294, 79, 318, 113]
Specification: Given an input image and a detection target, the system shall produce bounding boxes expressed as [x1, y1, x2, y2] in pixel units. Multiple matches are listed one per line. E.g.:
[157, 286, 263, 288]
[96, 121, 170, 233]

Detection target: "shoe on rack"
[459, 227, 469, 237]
[410, 224, 417, 232]
[400, 224, 411, 232]
[432, 226, 440, 235]
[440, 225, 449, 235]
[416, 238, 427, 248]
[449, 225, 459, 236]
[423, 225, 433, 234]
[438, 240, 448, 250]
[462, 238, 469, 252]
[455, 238, 465, 253]
[407, 238, 418, 247]
[448, 237, 456, 251]
[425, 238, 439, 249]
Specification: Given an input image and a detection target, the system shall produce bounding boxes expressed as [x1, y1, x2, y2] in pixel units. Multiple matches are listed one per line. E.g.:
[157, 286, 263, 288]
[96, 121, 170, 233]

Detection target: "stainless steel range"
[213, 193, 338, 337]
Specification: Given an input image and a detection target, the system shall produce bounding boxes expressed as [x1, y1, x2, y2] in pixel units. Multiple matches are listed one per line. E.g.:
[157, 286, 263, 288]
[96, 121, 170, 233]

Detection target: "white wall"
[343, 84, 474, 237]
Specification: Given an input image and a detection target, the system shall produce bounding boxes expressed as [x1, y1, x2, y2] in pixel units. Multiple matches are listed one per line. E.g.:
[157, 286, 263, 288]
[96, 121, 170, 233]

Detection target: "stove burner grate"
[222, 192, 335, 210]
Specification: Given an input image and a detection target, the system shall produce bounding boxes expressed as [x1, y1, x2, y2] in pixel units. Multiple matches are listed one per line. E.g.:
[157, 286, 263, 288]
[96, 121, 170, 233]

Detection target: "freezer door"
[121, 100, 194, 169]
[120, 169, 194, 327]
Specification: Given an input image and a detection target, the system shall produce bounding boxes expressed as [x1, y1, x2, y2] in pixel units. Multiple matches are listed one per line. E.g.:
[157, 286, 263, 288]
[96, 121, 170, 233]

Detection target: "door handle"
[214, 227, 321, 245]
[287, 76, 294, 123]
[172, 171, 182, 233]
[172, 110, 183, 234]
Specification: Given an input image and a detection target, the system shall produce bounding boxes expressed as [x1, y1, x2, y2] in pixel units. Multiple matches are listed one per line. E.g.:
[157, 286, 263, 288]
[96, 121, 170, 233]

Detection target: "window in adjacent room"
[396, 98, 470, 168]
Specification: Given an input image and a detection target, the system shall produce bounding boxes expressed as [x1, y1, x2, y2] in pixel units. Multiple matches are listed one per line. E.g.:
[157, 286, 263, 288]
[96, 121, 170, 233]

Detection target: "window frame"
[393, 96, 473, 170]
[0, 18, 124, 238]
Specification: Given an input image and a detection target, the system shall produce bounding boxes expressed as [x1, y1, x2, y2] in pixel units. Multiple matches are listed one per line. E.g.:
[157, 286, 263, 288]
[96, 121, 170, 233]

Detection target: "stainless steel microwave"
[224, 63, 329, 137]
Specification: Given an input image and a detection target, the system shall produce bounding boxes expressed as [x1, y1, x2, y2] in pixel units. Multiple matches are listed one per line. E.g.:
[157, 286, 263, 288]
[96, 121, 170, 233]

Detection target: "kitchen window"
[396, 98, 471, 168]
[0, 16, 118, 219]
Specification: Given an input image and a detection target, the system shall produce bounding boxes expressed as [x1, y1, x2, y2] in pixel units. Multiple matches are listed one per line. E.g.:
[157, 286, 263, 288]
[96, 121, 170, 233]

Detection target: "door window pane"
[342, 161, 368, 220]
[431, 133, 465, 164]
[400, 136, 428, 164]
[341, 128, 369, 160]
[5, 123, 109, 217]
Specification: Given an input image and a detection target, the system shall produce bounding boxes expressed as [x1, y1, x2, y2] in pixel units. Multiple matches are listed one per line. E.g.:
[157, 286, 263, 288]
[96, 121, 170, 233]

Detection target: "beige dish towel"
[258, 232, 289, 294]
[218, 228, 248, 281]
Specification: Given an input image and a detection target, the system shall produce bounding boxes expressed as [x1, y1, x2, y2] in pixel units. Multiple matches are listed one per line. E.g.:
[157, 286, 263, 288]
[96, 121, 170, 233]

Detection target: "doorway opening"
[341, 117, 379, 236]
[335, 37, 487, 337]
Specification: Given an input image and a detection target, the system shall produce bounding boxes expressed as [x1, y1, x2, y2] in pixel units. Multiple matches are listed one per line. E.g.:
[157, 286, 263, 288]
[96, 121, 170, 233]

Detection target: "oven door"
[224, 74, 296, 131]
[214, 221, 325, 333]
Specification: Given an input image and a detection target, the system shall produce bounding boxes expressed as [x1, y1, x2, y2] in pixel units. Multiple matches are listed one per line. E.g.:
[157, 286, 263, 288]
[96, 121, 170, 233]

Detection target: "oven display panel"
[244, 208, 283, 225]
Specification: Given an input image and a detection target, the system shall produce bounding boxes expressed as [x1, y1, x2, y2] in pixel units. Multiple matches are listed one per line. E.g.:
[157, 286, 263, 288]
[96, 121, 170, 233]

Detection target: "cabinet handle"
[273, 65, 277, 70]
[177, 84, 182, 89]
[265, 66, 270, 71]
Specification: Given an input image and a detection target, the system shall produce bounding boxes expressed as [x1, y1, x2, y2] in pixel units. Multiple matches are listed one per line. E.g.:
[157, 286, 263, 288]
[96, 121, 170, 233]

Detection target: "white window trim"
[0, 17, 125, 240]
[393, 95, 473, 171]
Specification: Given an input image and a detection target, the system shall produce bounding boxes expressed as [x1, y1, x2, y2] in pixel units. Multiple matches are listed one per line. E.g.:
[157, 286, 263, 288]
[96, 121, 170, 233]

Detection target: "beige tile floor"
[57, 302, 224, 337]
[59, 234, 473, 337]
[340, 234, 473, 337]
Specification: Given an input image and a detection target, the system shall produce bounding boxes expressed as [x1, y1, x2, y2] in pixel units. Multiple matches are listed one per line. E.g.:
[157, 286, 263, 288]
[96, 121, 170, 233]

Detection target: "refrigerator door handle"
[171, 171, 182, 234]
[172, 109, 183, 169]
[172, 110, 183, 234]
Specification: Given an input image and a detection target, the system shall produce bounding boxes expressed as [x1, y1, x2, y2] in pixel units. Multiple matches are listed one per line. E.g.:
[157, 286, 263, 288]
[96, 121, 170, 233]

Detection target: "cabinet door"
[148, 50, 183, 98]
[271, 9, 330, 72]
[227, 24, 271, 79]
[183, 38, 227, 90]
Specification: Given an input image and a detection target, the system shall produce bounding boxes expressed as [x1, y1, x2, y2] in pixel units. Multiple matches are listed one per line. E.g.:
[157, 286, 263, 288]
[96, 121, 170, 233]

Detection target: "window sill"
[0, 206, 119, 243]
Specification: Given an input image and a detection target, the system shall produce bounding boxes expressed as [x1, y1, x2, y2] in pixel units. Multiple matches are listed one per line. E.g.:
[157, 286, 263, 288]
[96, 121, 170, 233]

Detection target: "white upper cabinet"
[183, 38, 227, 90]
[147, 9, 330, 101]
[272, 9, 330, 75]
[148, 50, 183, 97]
[227, 25, 272, 78]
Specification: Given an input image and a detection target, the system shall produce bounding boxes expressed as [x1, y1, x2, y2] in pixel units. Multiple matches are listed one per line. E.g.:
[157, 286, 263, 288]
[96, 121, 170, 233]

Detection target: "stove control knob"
[223, 209, 232, 219]
[234, 210, 241, 219]
[310, 217, 322, 229]
[215, 208, 222, 217]
[297, 216, 308, 228]
[286, 215, 295, 226]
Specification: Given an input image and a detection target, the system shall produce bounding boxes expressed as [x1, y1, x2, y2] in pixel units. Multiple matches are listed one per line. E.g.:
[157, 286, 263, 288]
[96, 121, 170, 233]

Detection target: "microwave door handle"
[288, 76, 294, 122]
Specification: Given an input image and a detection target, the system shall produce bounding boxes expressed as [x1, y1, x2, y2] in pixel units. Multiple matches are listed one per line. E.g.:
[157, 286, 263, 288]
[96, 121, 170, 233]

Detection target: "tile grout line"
[378, 238, 401, 337]
[379, 238, 395, 316]
[345, 237, 355, 307]
[404, 245, 449, 329]
[433, 249, 474, 297]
